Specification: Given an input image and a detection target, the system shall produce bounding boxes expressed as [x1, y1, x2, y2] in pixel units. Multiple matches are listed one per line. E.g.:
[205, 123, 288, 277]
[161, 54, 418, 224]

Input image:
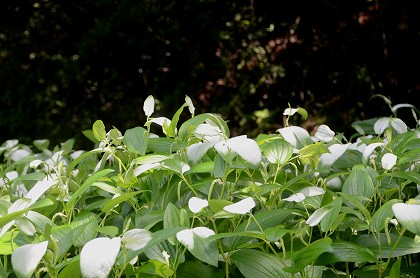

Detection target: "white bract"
[122, 229, 152, 251]
[188, 197, 209, 213]
[392, 203, 420, 235]
[12, 241, 48, 278]
[223, 197, 256, 214]
[314, 125, 335, 143]
[176, 227, 215, 249]
[381, 153, 397, 170]
[80, 237, 121, 278]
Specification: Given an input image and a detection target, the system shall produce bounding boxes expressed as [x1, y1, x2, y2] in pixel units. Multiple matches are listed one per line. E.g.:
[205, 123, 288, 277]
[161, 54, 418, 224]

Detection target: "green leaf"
[178, 113, 229, 141]
[147, 137, 179, 154]
[382, 172, 420, 185]
[0, 198, 54, 228]
[261, 139, 293, 164]
[123, 127, 149, 155]
[320, 197, 343, 232]
[208, 199, 233, 213]
[177, 261, 224, 278]
[120, 227, 187, 264]
[284, 237, 333, 273]
[65, 168, 114, 210]
[372, 199, 401, 232]
[101, 191, 141, 214]
[231, 249, 292, 278]
[338, 192, 372, 220]
[179, 228, 219, 267]
[388, 257, 401, 278]
[164, 203, 181, 229]
[92, 120, 106, 142]
[342, 165, 374, 204]
[0, 231, 18, 255]
[70, 211, 98, 247]
[185, 161, 215, 174]
[50, 225, 74, 260]
[58, 258, 81, 278]
[316, 240, 376, 264]
[95, 226, 119, 237]
[167, 103, 188, 137]
[356, 233, 420, 258]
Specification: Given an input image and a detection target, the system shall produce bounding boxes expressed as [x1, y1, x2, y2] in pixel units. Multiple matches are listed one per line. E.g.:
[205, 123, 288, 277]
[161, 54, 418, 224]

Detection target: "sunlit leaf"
[92, 120, 107, 142]
[143, 95, 155, 117]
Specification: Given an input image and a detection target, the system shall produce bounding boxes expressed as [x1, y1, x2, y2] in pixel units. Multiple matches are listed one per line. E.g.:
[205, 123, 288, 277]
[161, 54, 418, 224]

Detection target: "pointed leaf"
[93, 120, 107, 142]
[123, 127, 149, 155]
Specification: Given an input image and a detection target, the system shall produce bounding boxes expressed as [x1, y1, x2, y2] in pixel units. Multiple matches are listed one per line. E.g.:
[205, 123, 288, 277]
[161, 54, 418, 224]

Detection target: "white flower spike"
[80, 237, 121, 278]
[188, 197, 209, 213]
[223, 197, 256, 215]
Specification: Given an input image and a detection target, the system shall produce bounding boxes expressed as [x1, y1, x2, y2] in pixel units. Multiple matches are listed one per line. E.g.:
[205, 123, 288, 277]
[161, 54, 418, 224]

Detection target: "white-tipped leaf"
[392, 203, 420, 235]
[381, 153, 397, 170]
[12, 241, 48, 278]
[277, 126, 313, 150]
[223, 197, 256, 215]
[314, 125, 335, 143]
[306, 207, 331, 227]
[122, 229, 152, 251]
[80, 237, 121, 278]
[143, 95, 155, 117]
[225, 136, 262, 166]
[188, 197, 209, 213]
[319, 144, 350, 168]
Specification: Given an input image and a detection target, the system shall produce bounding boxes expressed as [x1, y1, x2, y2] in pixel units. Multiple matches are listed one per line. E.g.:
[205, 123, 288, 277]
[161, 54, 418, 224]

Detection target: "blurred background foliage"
[1, 0, 419, 149]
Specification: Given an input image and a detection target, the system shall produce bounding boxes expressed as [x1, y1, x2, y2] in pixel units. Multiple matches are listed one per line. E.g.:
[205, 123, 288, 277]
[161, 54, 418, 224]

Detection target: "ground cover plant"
[0, 95, 419, 278]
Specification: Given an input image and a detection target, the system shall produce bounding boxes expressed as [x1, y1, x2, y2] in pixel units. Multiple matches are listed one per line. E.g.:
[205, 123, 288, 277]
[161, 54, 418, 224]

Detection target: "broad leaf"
[231, 249, 292, 278]
[123, 127, 149, 155]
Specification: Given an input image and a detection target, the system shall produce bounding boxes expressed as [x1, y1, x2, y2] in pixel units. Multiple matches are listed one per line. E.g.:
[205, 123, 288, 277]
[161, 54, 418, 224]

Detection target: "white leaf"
[122, 229, 152, 251]
[283, 192, 305, 202]
[147, 117, 171, 127]
[185, 95, 195, 115]
[277, 126, 312, 150]
[319, 144, 350, 168]
[188, 197, 209, 213]
[15, 217, 36, 236]
[362, 142, 385, 162]
[381, 153, 397, 170]
[133, 163, 160, 176]
[223, 197, 256, 214]
[306, 207, 331, 227]
[176, 229, 195, 249]
[390, 118, 408, 134]
[225, 136, 262, 166]
[10, 149, 31, 162]
[194, 124, 223, 140]
[300, 186, 325, 197]
[187, 142, 214, 164]
[314, 125, 335, 143]
[80, 237, 121, 278]
[392, 203, 420, 235]
[12, 241, 48, 278]
[25, 177, 56, 206]
[374, 118, 391, 135]
[143, 95, 155, 117]
[176, 227, 215, 250]
[283, 108, 298, 115]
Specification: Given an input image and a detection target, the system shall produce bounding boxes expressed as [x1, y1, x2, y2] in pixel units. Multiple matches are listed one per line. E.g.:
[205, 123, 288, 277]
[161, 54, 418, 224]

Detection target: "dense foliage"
[1, 0, 419, 148]
[0, 95, 419, 277]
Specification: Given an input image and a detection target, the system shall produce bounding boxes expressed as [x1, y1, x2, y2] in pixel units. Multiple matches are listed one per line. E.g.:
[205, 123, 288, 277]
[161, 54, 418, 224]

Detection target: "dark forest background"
[1, 0, 419, 149]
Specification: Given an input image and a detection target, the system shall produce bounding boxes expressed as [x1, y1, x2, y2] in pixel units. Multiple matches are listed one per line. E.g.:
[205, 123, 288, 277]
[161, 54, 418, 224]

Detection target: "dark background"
[1, 0, 419, 149]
